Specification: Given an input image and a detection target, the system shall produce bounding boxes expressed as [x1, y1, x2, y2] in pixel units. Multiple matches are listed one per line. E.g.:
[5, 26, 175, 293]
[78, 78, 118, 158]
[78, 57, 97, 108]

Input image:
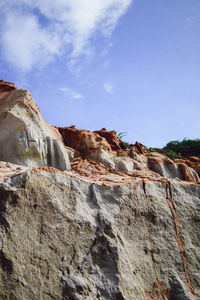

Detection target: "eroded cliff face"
[0, 81, 199, 300]
[0, 81, 72, 170]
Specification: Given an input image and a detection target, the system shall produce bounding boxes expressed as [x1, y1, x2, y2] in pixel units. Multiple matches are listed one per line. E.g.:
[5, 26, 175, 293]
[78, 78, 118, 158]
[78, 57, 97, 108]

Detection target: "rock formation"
[174, 156, 200, 177]
[0, 81, 199, 299]
[0, 81, 72, 171]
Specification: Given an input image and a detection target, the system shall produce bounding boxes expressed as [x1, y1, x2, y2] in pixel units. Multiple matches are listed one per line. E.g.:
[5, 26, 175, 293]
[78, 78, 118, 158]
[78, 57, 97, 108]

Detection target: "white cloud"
[59, 87, 83, 100]
[0, 0, 133, 72]
[103, 82, 114, 94]
[1, 12, 61, 71]
[100, 42, 114, 57]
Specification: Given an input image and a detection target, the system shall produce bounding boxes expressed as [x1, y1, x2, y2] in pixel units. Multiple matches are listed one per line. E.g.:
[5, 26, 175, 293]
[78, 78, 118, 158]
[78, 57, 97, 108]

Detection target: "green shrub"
[118, 132, 130, 147]
[148, 148, 157, 152]
[163, 138, 200, 158]
[165, 151, 182, 160]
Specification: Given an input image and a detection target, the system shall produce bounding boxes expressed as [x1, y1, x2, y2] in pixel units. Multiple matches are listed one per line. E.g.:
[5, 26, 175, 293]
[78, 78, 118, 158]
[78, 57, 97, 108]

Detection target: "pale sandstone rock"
[89, 150, 134, 173]
[175, 157, 200, 177]
[146, 152, 199, 183]
[0, 84, 72, 170]
[0, 167, 199, 299]
[112, 156, 134, 172]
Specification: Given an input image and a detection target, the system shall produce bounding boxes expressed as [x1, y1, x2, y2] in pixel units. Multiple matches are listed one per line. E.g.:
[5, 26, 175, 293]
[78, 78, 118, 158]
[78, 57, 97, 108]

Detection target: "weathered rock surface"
[0, 81, 199, 299]
[58, 126, 199, 183]
[175, 157, 200, 177]
[0, 165, 199, 299]
[0, 81, 72, 170]
[94, 128, 127, 151]
[146, 152, 200, 183]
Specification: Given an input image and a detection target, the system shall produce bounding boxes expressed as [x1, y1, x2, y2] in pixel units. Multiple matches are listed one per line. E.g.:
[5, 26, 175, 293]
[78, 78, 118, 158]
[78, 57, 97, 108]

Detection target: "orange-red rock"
[146, 152, 199, 183]
[133, 141, 148, 154]
[0, 80, 16, 91]
[58, 126, 112, 157]
[175, 156, 200, 177]
[0, 80, 16, 100]
[94, 128, 126, 151]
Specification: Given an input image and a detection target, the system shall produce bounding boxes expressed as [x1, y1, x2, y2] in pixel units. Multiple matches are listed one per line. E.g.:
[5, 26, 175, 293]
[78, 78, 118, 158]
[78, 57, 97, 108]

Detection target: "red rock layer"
[146, 152, 199, 183]
[0, 80, 16, 91]
[58, 126, 112, 157]
[58, 126, 148, 157]
[175, 156, 200, 177]
[57, 125, 199, 183]
[132, 141, 148, 155]
[0, 80, 16, 100]
[94, 128, 126, 151]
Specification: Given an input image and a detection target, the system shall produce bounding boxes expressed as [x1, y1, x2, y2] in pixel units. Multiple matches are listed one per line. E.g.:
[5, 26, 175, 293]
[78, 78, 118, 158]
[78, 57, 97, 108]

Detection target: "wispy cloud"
[59, 87, 83, 100]
[103, 60, 110, 68]
[185, 17, 195, 23]
[100, 42, 114, 57]
[103, 82, 114, 94]
[0, 0, 133, 72]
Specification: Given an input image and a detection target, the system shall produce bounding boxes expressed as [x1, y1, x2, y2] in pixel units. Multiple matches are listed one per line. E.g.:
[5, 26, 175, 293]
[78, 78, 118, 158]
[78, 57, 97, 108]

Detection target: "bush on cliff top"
[163, 139, 200, 158]
[118, 133, 200, 159]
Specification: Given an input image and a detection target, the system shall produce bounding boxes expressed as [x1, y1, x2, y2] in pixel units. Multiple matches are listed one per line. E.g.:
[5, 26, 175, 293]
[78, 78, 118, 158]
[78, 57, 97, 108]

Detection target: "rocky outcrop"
[146, 152, 200, 182]
[0, 82, 72, 170]
[175, 157, 200, 177]
[94, 128, 126, 151]
[57, 126, 134, 173]
[0, 163, 199, 299]
[0, 80, 16, 100]
[0, 81, 199, 299]
[57, 126, 199, 183]
[58, 125, 112, 157]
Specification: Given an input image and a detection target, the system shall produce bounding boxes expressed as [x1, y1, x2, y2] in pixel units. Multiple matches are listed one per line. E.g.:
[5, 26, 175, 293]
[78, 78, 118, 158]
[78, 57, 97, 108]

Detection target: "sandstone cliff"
[0, 81, 199, 300]
[0, 81, 72, 170]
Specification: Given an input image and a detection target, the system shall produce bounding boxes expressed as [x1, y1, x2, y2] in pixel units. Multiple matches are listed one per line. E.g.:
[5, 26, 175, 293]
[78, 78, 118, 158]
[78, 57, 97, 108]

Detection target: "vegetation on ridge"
[163, 139, 200, 159]
[118, 132, 130, 148]
[118, 132, 200, 159]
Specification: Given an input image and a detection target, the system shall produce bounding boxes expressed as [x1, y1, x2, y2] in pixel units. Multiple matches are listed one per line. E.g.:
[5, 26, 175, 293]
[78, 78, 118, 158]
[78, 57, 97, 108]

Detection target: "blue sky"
[0, 0, 200, 147]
